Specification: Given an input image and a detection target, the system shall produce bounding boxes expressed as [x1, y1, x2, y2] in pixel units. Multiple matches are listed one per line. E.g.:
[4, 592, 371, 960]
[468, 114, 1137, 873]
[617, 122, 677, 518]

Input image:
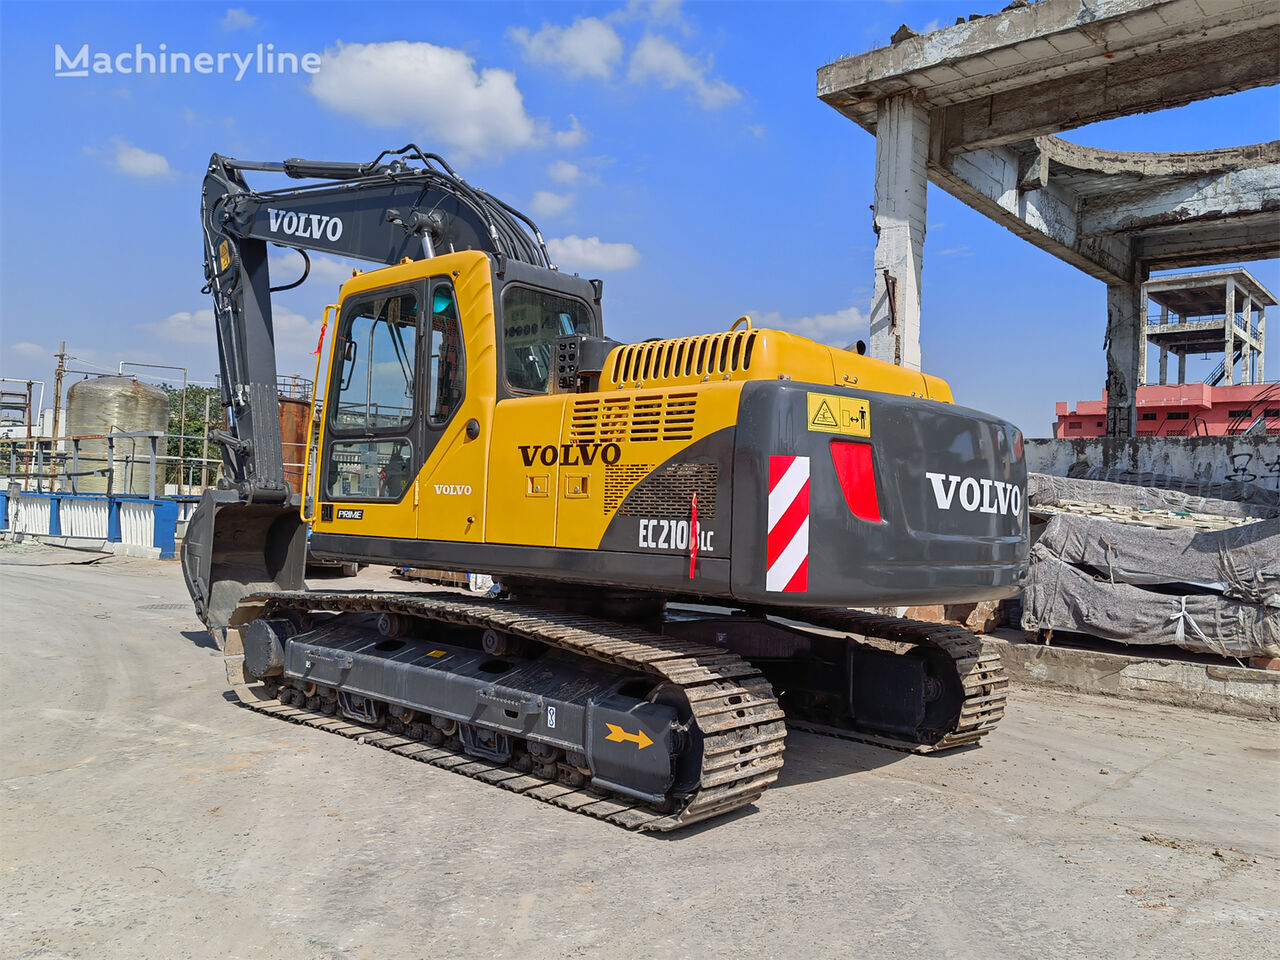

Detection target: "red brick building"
[1056, 269, 1277, 438]
[1055, 383, 1280, 437]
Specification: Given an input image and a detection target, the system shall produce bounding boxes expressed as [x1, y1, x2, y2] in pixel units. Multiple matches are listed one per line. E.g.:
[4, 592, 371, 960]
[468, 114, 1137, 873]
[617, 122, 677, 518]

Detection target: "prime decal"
[925, 472, 1022, 517]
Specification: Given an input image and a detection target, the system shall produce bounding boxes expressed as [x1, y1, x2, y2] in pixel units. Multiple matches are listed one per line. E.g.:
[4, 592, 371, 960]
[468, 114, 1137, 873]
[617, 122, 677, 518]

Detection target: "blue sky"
[2, 0, 1276, 436]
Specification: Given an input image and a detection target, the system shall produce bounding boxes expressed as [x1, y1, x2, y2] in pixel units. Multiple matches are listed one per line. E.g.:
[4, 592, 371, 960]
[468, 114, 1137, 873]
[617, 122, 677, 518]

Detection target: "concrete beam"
[1136, 214, 1280, 269]
[933, 25, 1280, 154]
[927, 142, 1134, 285]
[818, 0, 1280, 136]
[1145, 318, 1243, 336]
[1078, 164, 1280, 238]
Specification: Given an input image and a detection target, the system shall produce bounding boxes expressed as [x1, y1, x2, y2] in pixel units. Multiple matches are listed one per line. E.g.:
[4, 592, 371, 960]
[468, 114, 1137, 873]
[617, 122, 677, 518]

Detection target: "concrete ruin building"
[817, 0, 1280, 436]
[1055, 269, 1279, 438]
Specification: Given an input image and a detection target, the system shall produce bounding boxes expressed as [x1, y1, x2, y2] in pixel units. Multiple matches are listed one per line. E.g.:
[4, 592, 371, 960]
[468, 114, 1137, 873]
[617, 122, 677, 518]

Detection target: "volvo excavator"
[182, 145, 1027, 830]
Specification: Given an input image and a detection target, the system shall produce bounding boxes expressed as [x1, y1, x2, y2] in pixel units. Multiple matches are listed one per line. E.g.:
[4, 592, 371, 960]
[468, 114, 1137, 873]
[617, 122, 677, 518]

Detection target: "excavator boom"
[182, 146, 556, 635]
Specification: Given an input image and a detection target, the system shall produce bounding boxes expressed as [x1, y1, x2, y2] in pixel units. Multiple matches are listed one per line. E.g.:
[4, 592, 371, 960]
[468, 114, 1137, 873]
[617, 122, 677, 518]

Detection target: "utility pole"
[24, 380, 33, 491]
[51, 341, 67, 489]
[200, 391, 211, 489]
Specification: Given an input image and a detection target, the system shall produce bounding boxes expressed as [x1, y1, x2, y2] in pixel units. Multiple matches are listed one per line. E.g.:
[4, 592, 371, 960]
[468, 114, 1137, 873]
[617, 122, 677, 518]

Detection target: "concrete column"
[1138, 305, 1149, 386]
[1105, 280, 1145, 438]
[1258, 306, 1266, 383]
[1224, 278, 1235, 385]
[1177, 349, 1186, 385]
[1158, 304, 1168, 385]
[1241, 296, 1254, 384]
[867, 95, 928, 371]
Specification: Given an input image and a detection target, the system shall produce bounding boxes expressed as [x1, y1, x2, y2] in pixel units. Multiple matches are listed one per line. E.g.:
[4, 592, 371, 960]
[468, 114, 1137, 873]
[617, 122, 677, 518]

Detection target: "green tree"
[159, 383, 222, 486]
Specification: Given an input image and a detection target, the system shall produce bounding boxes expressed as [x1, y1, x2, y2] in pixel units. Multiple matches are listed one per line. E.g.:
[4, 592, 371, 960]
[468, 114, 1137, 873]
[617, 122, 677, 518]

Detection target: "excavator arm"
[183, 145, 551, 635]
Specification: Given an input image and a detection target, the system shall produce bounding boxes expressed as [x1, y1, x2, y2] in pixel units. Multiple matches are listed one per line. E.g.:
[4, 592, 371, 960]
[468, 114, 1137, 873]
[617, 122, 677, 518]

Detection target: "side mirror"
[339, 338, 358, 390]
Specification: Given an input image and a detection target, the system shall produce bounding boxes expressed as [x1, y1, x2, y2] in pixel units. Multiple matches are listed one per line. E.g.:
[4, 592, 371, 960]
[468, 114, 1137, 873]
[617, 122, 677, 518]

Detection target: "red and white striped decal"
[766, 455, 809, 592]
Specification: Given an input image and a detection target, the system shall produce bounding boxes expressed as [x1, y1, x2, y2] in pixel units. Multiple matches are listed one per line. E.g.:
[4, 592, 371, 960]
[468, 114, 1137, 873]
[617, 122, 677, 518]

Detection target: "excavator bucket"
[181, 489, 307, 644]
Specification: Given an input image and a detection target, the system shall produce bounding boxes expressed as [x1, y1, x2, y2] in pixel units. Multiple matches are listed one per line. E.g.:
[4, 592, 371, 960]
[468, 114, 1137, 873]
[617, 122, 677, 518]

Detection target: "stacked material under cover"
[1067, 464, 1280, 511]
[1023, 474, 1280, 659]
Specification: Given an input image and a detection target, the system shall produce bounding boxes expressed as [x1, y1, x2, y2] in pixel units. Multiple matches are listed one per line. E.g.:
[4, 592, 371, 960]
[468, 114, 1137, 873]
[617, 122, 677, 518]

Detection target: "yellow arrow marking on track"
[604, 723, 653, 749]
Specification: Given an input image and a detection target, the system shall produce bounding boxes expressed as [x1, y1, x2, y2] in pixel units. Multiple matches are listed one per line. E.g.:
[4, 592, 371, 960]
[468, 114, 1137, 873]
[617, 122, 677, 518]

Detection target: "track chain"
[778, 608, 1009, 753]
[226, 590, 787, 831]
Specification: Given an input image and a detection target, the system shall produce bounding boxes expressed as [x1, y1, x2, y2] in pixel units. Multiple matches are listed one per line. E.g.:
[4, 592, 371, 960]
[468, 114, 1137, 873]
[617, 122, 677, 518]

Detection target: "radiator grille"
[609, 331, 757, 387]
[568, 392, 697, 444]
[616, 461, 718, 519]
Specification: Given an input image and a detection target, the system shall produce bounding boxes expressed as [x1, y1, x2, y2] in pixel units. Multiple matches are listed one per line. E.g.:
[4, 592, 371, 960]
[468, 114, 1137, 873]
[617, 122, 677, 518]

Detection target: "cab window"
[330, 291, 418, 432]
[501, 285, 593, 394]
[326, 289, 417, 501]
[427, 284, 465, 424]
[327, 439, 412, 500]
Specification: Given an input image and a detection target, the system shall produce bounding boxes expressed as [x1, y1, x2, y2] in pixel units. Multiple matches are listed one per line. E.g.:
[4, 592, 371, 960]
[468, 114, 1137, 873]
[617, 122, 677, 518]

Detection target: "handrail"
[300, 304, 336, 523]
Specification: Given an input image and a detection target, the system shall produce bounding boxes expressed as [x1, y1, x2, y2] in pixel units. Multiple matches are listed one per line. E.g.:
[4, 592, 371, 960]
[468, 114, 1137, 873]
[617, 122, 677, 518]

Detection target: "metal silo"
[65, 376, 169, 494]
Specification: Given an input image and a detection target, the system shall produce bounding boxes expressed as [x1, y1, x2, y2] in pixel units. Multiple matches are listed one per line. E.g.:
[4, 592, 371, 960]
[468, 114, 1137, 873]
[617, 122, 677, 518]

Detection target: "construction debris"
[1028, 473, 1278, 522]
[1023, 473, 1280, 660]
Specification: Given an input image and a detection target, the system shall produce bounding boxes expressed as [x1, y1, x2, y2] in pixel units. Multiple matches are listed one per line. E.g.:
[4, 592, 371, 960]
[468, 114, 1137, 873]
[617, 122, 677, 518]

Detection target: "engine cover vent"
[615, 460, 719, 519]
[607, 331, 758, 389]
[569, 392, 697, 444]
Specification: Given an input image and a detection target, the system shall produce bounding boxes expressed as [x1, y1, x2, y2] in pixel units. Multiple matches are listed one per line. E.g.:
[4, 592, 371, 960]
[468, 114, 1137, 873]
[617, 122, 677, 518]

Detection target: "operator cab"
[317, 250, 610, 519]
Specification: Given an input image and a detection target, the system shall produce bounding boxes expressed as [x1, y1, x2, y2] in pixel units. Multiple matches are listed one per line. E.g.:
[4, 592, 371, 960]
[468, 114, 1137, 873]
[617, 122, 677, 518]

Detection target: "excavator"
[182, 145, 1027, 830]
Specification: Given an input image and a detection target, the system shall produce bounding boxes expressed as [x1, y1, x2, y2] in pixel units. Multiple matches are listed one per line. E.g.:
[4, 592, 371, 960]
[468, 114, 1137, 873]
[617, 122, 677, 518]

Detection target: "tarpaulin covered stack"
[1022, 474, 1280, 660]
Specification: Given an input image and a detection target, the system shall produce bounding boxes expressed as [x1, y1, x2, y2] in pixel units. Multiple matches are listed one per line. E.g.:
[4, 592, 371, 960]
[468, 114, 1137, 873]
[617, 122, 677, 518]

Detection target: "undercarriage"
[226, 589, 1007, 830]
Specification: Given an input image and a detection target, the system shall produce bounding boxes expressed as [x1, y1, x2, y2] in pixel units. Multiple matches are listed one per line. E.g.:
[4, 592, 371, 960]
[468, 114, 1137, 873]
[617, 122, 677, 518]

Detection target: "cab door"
[412, 276, 487, 543]
[318, 282, 424, 543]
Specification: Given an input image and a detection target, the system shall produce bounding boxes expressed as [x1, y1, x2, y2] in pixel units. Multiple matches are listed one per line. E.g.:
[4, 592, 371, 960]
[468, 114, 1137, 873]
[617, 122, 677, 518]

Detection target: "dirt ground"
[2, 545, 1277, 959]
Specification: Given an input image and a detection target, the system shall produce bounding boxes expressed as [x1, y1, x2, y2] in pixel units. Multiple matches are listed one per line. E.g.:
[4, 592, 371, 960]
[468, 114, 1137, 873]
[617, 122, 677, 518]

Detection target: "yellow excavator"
[182, 146, 1026, 830]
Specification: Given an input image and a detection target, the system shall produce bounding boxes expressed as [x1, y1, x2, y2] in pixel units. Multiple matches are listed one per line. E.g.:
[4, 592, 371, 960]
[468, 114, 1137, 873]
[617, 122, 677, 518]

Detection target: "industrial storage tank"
[65, 376, 169, 494]
[279, 395, 310, 495]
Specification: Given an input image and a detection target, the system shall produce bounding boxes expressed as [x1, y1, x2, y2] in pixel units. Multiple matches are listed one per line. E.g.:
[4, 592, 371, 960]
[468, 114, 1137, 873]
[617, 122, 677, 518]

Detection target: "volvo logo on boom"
[266, 208, 343, 242]
[925, 472, 1022, 517]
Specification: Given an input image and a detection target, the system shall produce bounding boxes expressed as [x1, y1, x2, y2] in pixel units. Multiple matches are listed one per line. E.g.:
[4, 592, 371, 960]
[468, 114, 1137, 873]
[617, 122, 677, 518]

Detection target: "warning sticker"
[807, 392, 871, 437]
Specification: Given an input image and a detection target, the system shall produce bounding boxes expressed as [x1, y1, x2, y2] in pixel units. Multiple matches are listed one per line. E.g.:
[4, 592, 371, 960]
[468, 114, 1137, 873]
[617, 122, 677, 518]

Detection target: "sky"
[1, 0, 1277, 437]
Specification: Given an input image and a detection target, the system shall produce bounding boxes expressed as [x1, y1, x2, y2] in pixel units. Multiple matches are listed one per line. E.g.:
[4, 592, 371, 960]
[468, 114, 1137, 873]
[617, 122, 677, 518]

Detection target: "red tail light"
[830, 441, 882, 523]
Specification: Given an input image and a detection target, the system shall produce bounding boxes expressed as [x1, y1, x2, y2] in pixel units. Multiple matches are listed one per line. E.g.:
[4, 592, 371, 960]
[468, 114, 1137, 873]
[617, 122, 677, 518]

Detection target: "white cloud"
[750, 305, 868, 348]
[547, 236, 640, 272]
[309, 42, 539, 161]
[554, 114, 586, 148]
[111, 138, 171, 178]
[510, 17, 624, 80]
[615, 0, 690, 34]
[221, 8, 257, 31]
[140, 306, 320, 366]
[548, 160, 580, 184]
[746, 124, 765, 138]
[627, 34, 740, 109]
[531, 191, 575, 218]
[271, 307, 327, 369]
[269, 249, 364, 287]
[140, 309, 217, 345]
[10, 342, 47, 359]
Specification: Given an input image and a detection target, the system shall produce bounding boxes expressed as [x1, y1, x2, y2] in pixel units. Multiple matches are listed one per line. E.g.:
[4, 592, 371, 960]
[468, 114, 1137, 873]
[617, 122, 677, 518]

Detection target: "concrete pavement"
[2, 548, 1276, 959]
